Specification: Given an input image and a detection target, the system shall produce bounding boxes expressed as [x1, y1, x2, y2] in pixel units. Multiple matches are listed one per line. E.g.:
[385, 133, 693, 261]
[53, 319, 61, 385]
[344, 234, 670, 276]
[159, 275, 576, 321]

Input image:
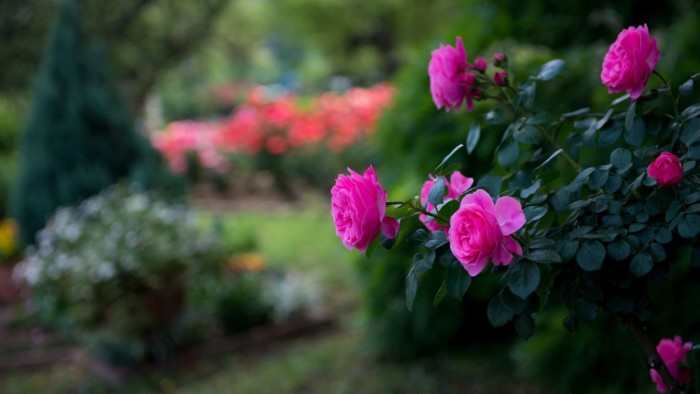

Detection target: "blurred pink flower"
[650, 336, 692, 393]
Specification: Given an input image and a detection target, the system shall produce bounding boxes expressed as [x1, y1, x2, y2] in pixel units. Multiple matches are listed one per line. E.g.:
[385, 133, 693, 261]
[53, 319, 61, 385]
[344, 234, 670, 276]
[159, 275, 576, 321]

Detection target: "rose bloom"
[428, 37, 477, 111]
[650, 336, 692, 393]
[601, 24, 660, 100]
[647, 152, 683, 187]
[420, 171, 474, 232]
[449, 189, 525, 276]
[331, 166, 399, 252]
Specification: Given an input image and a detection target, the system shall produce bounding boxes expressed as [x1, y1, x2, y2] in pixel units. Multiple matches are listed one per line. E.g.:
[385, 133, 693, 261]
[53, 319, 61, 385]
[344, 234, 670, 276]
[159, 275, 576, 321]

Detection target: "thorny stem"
[621, 316, 683, 394]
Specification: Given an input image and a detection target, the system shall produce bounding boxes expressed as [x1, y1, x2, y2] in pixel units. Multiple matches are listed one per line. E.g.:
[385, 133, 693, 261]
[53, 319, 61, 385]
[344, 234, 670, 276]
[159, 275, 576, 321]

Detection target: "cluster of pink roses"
[151, 83, 395, 174]
[331, 166, 526, 277]
[428, 37, 508, 112]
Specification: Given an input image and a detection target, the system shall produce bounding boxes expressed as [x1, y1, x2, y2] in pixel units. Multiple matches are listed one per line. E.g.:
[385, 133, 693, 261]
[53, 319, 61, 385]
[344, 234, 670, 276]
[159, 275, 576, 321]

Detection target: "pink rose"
[428, 37, 477, 111]
[449, 190, 525, 276]
[647, 152, 683, 187]
[601, 24, 660, 100]
[331, 166, 399, 252]
[419, 171, 474, 232]
[494, 71, 508, 86]
[649, 336, 692, 393]
[474, 56, 488, 72]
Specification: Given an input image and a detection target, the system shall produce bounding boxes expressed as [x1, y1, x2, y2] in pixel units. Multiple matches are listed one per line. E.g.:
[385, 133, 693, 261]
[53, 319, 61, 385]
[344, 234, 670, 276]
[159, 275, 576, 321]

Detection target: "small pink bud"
[474, 56, 488, 72]
[493, 52, 507, 67]
[494, 71, 508, 86]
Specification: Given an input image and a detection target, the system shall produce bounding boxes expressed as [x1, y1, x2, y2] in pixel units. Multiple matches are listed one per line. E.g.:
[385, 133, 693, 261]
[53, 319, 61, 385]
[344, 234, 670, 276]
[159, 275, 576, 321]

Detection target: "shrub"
[18, 185, 225, 364]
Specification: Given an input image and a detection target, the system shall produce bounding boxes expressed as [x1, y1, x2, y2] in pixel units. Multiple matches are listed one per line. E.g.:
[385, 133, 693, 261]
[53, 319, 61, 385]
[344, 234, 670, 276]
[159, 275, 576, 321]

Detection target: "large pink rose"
[601, 24, 660, 100]
[650, 336, 692, 393]
[420, 171, 474, 232]
[331, 166, 399, 252]
[448, 189, 525, 276]
[647, 152, 683, 187]
[428, 37, 477, 111]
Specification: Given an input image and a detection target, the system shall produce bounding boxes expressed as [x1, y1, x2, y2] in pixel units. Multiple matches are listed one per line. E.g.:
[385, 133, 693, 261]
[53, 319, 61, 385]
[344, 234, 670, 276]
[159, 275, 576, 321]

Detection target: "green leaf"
[518, 82, 536, 110]
[607, 239, 631, 261]
[588, 170, 609, 189]
[625, 119, 646, 145]
[523, 205, 548, 222]
[561, 107, 590, 118]
[520, 180, 541, 199]
[405, 272, 418, 311]
[625, 101, 636, 131]
[508, 261, 541, 299]
[425, 231, 448, 249]
[610, 148, 632, 171]
[535, 149, 563, 170]
[537, 59, 565, 81]
[498, 139, 519, 169]
[526, 249, 561, 264]
[502, 290, 527, 314]
[514, 125, 542, 145]
[432, 281, 448, 307]
[682, 103, 700, 120]
[629, 253, 653, 276]
[405, 250, 436, 311]
[527, 112, 550, 125]
[574, 298, 598, 321]
[665, 201, 682, 222]
[678, 214, 700, 238]
[649, 243, 666, 262]
[415, 250, 435, 271]
[612, 94, 630, 106]
[447, 265, 471, 299]
[679, 79, 694, 97]
[484, 108, 505, 125]
[477, 175, 502, 197]
[435, 144, 464, 172]
[560, 240, 579, 261]
[563, 314, 579, 331]
[438, 200, 460, 220]
[655, 228, 672, 244]
[576, 240, 606, 271]
[550, 189, 570, 212]
[466, 122, 481, 154]
[605, 174, 623, 194]
[598, 123, 622, 147]
[487, 294, 513, 327]
[596, 109, 614, 130]
[529, 238, 555, 249]
[685, 192, 700, 205]
[514, 313, 535, 340]
[428, 176, 446, 206]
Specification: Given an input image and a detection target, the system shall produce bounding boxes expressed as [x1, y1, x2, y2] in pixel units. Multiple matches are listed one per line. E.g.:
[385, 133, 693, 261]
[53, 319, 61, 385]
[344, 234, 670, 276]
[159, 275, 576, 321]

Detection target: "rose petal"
[494, 196, 526, 235]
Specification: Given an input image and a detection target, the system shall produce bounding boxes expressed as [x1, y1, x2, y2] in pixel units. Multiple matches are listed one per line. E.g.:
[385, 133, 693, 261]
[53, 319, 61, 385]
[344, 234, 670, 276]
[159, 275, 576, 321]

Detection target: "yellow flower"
[0, 219, 19, 258]
[226, 252, 265, 273]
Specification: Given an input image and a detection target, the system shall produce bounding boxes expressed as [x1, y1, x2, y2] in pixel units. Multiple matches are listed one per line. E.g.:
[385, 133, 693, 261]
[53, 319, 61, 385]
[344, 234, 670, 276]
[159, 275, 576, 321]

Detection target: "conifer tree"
[11, 0, 183, 245]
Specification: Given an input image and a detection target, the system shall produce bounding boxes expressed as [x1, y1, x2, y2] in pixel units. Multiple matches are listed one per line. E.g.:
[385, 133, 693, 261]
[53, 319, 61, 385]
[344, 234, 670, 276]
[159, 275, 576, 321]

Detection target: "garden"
[2, 0, 700, 393]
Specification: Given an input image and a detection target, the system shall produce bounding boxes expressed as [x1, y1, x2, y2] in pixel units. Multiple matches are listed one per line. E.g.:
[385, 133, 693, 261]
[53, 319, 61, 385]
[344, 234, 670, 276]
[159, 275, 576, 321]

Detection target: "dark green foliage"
[10, 0, 183, 245]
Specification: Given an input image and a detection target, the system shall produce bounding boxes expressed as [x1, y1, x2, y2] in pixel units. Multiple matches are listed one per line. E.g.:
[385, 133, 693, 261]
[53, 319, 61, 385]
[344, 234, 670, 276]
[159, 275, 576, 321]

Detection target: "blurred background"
[1, 0, 699, 392]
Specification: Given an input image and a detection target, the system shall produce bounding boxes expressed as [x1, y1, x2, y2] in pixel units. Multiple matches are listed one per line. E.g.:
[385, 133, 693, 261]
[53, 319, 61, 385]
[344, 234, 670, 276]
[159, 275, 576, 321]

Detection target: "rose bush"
[333, 24, 700, 392]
